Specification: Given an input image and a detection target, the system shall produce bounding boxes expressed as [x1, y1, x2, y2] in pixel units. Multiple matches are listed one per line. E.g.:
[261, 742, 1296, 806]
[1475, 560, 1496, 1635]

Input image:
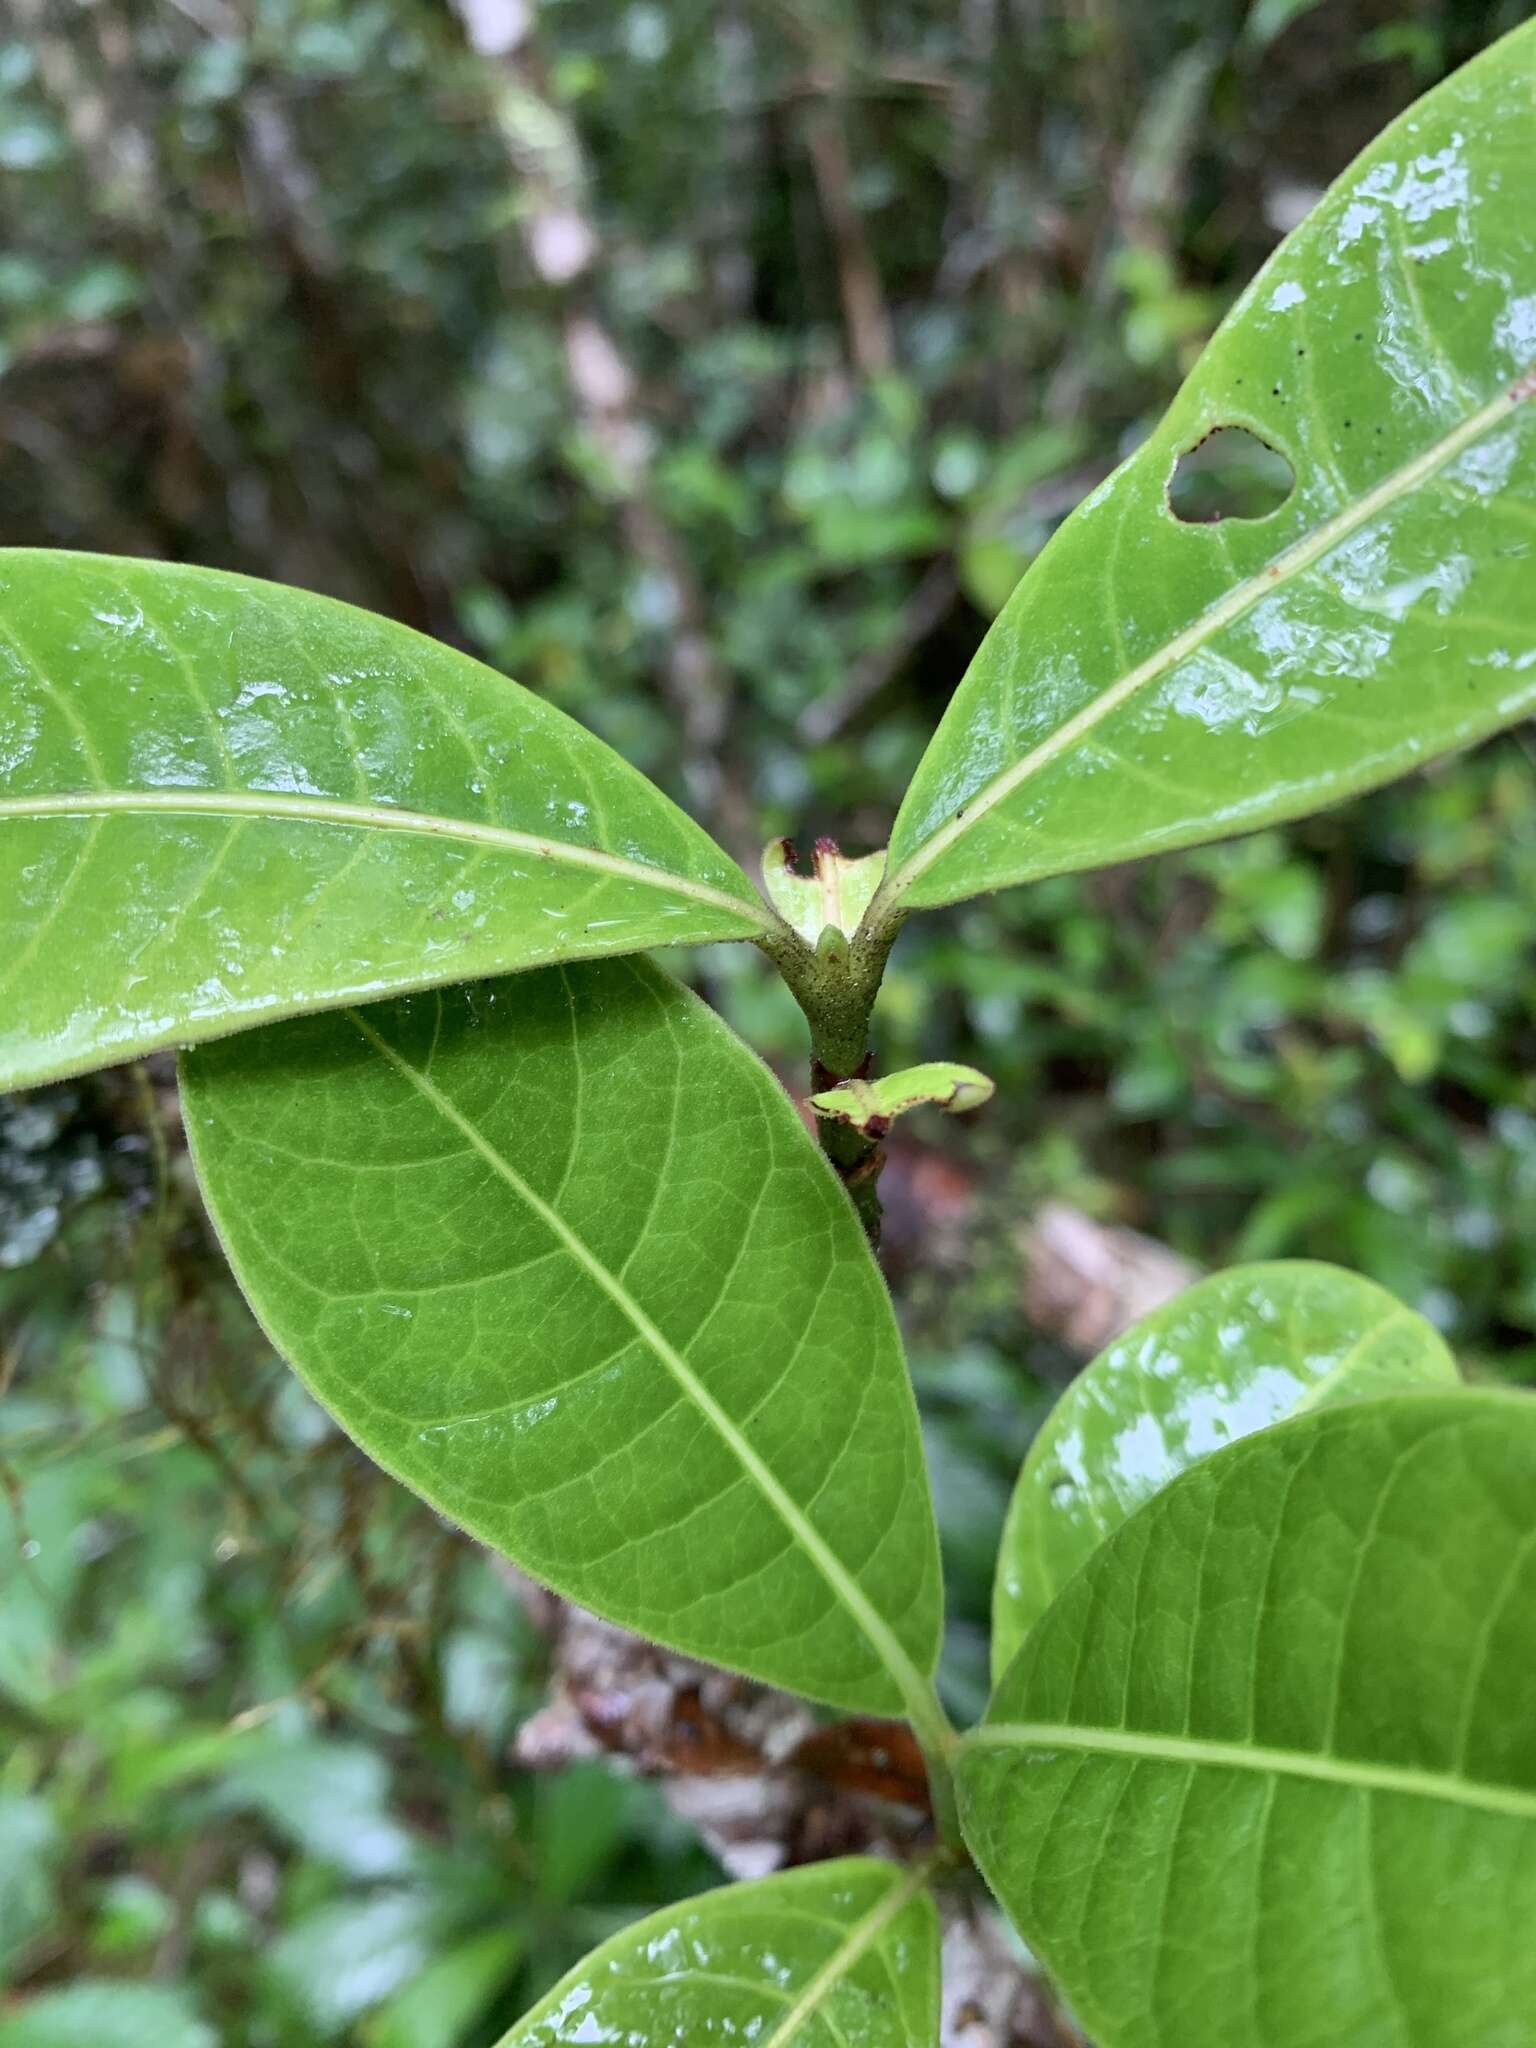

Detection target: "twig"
[450, 0, 755, 855]
[800, 94, 895, 377]
[797, 560, 957, 744]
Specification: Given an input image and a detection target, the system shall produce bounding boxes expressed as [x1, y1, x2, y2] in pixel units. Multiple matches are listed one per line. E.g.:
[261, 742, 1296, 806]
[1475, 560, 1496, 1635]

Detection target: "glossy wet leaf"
[882, 24, 1536, 914]
[181, 957, 942, 1719]
[0, 551, 766, 1090]
[963, 1390, 1536, 2048]
[991, 1262, 1457, 1679]
[495, 1858, 940, 2047]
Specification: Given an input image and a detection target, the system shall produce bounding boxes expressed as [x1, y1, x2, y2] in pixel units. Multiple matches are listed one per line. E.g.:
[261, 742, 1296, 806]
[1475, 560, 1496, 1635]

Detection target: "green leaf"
[90, 1875, 176, 1957]
[0, 1983, 216, 2048]
[0, 1464, 88, 1713]
[762, 838, 887, 947]
[212, 1737, 420, 1880]
[181, 957, 943, 1721]
[529, 1763, 634, 1909]
[962, 1389, 1536, 2048]
[0, 551, 767, 1090]
[494, 1857, 940, 2047]
[991, 1262, 1457, 1680]
[0, 1796, 58, 1982]
[265, 1890, 465, 2037]
[368, 1928, 526, 2048]
[811, 1062, 994, 1135]
[1241, 0, 1328, 54]
[881, 24, 1536, 915]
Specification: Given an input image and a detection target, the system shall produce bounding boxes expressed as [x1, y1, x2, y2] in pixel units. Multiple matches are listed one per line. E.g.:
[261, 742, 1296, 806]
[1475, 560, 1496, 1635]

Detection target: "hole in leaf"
[1168, 425, 1295, 524]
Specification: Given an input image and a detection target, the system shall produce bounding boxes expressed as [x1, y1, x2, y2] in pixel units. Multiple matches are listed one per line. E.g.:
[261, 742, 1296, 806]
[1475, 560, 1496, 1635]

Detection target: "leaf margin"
[0, 547, 770, 1091]
[491, 1854, 942, 2048]
[179, 955, 948, 1734]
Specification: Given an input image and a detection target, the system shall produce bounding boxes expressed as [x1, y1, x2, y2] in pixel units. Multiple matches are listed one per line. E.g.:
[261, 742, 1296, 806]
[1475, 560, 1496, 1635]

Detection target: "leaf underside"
[495, 1858, 940, 2047]
[990, 1261, 1458, 1680]
[0, 551, 765, 1091]
[887, 22, 1536, 911]
[964, 1390, 1536, 2048]
[181, 956, 942, 1715]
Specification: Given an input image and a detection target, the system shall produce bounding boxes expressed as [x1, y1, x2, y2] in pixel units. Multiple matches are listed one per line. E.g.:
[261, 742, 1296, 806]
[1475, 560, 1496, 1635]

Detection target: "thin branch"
[800, 93, 895, 377]
[450, 0, 755, 855]
[798, 560, 957, 745]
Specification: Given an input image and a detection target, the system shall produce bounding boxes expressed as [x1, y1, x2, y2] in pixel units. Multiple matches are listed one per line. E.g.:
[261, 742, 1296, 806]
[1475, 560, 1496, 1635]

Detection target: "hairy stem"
[917, 1719, 966, 1858]
[755, 879, 968, 1851]
[757, 901, 904, 1246]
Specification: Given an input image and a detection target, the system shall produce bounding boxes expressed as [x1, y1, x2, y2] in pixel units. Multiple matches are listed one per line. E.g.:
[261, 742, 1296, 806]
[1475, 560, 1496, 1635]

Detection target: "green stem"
[756, 901, 904, 1246]
[871, 1650, 962, 1854]
[757, 890, 965, 1848]
[812, 1085, 884, 1243]
[914, 1712, 965, 1857]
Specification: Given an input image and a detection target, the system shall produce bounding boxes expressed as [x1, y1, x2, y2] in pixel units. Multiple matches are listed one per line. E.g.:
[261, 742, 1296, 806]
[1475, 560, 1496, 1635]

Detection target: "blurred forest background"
[3, 1, 1536, 2043]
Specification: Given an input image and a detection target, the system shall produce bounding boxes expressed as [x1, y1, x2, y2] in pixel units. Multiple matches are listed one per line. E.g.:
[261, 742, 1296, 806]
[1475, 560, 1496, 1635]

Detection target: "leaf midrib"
[0, 786, 766, 926]
[1285, 1304, 1425, 1416]
[343, 1005, 943, 1743]
[885, 373, 1533, 903]
[968, 1720, 1536, 1822]
[759, 1862, 934, 2047]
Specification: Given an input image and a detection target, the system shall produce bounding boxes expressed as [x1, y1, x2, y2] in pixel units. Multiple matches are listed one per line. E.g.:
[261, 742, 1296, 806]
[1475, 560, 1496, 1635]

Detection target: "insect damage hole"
[1168, 424, 1295, 523]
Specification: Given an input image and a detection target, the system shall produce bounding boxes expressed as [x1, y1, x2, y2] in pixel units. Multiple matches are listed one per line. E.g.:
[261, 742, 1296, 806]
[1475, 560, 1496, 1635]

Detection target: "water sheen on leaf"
[882, 23, 1536, 913]
[0, 552, 766, 1090]
[494, 1858, 940, 2048]
[990, 1262, 1457, 1680]
[963, 1390, 1536, 2048]
[181, 957, 942, 1717]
